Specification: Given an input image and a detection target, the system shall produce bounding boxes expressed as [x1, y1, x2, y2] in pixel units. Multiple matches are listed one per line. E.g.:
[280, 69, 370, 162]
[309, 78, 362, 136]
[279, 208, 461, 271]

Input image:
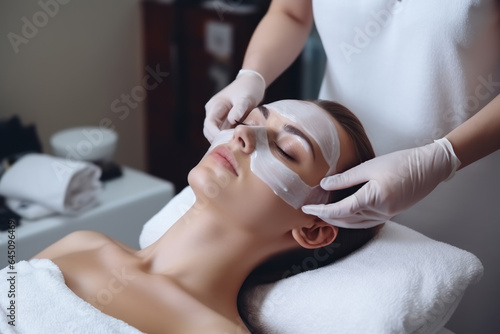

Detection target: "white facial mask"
[208, 100, 340, 209]
[265, 100, 340, 176]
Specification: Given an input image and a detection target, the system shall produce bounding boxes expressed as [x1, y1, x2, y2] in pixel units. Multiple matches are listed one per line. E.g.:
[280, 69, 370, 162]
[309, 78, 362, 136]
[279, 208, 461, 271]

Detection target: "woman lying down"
[0, 100, 381, 334]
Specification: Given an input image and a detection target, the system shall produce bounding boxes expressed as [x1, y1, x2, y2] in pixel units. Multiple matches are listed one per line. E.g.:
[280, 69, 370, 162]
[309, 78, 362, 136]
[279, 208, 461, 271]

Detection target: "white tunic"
[313, 0, 500, 331]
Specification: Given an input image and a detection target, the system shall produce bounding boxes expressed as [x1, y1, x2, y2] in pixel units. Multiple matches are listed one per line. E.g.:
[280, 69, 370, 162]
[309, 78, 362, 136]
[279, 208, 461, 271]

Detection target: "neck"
[136, 200, 294, 321]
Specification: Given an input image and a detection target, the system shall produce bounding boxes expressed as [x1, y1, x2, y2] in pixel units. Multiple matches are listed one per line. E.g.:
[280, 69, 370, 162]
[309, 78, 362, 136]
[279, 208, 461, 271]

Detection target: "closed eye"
[235, 116, 297, 162]
[274, 142, 296, 162]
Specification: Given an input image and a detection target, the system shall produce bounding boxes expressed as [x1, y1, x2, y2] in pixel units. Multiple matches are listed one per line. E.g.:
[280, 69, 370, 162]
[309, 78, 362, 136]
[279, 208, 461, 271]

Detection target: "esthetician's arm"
[204, 0, 313, 142]
[446, 93, 500, 169]
[303, 93, 500, 228]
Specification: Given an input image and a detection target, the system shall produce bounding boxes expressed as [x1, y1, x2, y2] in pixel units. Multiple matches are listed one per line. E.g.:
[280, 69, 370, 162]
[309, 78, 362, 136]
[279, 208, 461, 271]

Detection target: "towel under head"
[242, 221, 483, 334]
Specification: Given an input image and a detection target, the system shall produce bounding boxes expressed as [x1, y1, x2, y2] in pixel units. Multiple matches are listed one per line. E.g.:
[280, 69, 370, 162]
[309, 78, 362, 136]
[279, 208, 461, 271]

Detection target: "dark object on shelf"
[93, 160, 123, 182]
[0, 116, 43, 162]
[0, 196, 21, 231]
[142, 1, 302, 193]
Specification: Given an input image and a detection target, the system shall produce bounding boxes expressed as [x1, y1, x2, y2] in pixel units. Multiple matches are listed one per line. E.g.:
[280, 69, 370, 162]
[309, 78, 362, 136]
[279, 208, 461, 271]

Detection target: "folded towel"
[140, 186, 484, 334]
[0, 153, 102, 217]
[0, 259, 143, 334]
[242, 221, 483, 334]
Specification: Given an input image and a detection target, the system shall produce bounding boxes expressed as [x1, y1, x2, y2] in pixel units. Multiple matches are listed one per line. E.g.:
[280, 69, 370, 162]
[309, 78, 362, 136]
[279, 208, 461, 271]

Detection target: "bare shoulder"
[32, 230, 111, 260]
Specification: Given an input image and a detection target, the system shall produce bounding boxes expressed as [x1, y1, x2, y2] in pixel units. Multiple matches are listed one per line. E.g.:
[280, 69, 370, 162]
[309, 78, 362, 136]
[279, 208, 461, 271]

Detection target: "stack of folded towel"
[0, 153, 102, 219]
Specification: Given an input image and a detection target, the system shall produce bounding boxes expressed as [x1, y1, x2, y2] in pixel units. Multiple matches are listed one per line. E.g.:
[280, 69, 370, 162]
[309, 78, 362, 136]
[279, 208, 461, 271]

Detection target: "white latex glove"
[204, 69, 266, 142]
[302, 138, 462, 228]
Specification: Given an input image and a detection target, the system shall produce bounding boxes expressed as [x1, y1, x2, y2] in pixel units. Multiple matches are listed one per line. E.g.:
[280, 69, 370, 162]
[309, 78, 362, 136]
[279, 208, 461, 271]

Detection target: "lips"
[210, 146, 239, 176]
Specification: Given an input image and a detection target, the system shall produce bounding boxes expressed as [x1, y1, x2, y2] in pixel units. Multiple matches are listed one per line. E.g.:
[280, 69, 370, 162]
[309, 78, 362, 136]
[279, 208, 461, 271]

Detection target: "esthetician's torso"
[34, 230, 247, 334]
[313, 2, 500, 323]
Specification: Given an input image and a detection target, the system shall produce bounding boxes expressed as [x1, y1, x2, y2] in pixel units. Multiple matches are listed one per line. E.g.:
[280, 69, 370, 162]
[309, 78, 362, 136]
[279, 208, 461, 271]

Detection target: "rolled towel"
[0, 153, 102, 216]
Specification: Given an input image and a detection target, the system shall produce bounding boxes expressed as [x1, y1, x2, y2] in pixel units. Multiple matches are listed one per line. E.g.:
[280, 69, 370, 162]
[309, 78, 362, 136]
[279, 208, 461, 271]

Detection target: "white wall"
[0, 0, 145, 170]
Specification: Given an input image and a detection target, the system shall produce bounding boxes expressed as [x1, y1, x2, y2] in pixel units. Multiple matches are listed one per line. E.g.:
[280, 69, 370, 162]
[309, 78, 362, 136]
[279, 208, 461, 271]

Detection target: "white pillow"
[140, 186, 483, 334]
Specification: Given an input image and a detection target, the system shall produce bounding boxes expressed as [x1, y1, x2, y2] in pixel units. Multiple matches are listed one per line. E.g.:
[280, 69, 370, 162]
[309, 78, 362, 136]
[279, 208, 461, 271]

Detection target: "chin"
[187, 163, 234, 203]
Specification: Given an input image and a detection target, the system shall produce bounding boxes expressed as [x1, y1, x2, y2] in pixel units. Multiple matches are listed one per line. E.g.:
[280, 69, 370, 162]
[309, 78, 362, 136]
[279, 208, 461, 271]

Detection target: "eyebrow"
[258, 106, 316, 160]
[258, 105, 269, 119]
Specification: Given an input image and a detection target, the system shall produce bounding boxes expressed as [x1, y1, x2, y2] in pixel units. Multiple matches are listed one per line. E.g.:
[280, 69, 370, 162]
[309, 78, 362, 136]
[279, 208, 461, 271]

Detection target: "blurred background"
[0, 0, 495, 332]
[0, 0, 326, 192]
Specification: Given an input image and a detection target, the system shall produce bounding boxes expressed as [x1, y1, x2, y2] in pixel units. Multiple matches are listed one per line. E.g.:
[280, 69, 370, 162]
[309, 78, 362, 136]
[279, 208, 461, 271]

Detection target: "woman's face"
[188, 101, 352, 231]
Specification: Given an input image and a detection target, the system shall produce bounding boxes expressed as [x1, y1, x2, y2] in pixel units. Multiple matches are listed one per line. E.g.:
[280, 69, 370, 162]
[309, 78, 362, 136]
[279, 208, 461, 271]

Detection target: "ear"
[291, 217, 339, 249]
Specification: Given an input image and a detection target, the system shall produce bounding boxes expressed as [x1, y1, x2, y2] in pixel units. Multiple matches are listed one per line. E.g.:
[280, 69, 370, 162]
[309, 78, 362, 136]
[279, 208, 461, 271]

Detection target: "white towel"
[0, 259, 143, 334]
[242, 221, 483, 334]
[0, 153, 102, 218]
[5, 198, 56, 220]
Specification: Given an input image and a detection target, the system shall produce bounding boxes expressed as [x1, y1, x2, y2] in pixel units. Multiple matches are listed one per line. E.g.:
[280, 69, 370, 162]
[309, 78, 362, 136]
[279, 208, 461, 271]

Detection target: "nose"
[233, 125, 256, 154]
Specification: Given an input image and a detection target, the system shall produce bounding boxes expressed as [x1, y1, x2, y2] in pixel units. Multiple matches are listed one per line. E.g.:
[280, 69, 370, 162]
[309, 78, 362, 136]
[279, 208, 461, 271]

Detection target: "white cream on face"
[208, 100, 340, 209]
[265, 100, 340, 176]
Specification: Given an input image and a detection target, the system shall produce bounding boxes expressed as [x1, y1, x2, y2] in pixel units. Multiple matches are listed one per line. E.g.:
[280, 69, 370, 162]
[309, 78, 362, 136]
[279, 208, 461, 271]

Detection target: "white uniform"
[313, 0, 500, 331]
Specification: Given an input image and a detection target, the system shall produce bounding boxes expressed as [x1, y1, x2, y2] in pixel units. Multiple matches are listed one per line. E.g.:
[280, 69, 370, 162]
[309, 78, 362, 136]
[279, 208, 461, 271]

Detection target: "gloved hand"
[302, 138, 462, 228]
[204, 69, 266, 142]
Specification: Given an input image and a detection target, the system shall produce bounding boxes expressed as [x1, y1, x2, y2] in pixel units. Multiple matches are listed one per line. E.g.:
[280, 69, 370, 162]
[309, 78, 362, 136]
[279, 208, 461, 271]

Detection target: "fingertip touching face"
[202, 100, 345, 210]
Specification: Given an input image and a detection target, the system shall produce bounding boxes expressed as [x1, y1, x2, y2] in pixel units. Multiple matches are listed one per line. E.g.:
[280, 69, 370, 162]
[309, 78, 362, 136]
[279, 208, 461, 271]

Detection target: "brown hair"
[237, 100, 380, 331]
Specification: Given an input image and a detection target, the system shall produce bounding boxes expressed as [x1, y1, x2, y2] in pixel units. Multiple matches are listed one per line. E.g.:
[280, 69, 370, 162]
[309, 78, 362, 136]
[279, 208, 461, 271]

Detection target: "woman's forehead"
[266, 100, 322, 114]
[263, 100, 334, 133]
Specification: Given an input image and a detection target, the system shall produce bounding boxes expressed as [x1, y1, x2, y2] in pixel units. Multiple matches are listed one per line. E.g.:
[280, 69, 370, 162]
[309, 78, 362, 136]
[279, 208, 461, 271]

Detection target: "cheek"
[299, 161, 327, 187]
[295, 146, 330, 187]
[234, 174, 300, 227]
[225, 174, 276, 216]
